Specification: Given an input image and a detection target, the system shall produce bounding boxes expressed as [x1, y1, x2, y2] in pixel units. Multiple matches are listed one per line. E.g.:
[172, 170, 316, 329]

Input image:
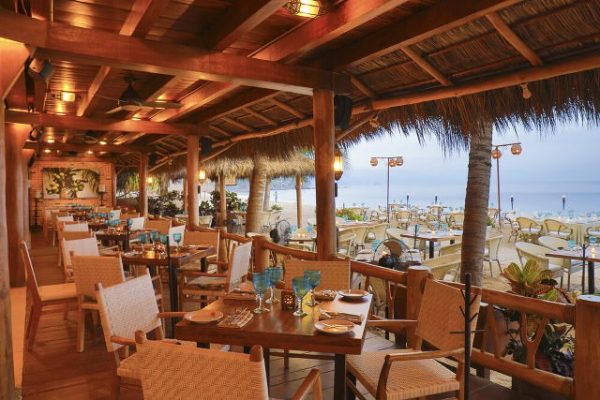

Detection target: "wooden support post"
[139, 153, 148, 217]
[0, 103, 16, 400]
[111, 163, 117, 207]
[186, 135, 199, 227]
[253, 235, 269, 273]
[5, 123, 28, 286]
[22, 149, 33, 246]
[263, 176, 271, 211]
[313, 89, 336, 259]
[295, 174, 303, 228]
[218, 172, 227, 227]
[575, 295, 600, 400]
[246, 155, 267, 234]
[406, 266, 430, 347]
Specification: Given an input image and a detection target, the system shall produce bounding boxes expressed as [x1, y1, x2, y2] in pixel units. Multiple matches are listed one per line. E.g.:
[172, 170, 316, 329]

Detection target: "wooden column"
[575, 295, 600, 399]
[5, 123, 28, 286]
[0, 104, 16, 400]
[218, 172, 227, 227]
[186, 135, 199, 227]
[313, 89, 336, 259]
[22, 149, 34, 246]
[295, 174, 303, 228]
[111, 163, 117, 207]
[246, 155, 267, 233]
[139, 153, 148, 217]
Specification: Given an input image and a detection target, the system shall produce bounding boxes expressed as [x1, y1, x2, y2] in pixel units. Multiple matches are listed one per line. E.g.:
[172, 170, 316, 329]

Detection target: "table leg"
[168, 263, 178, 336]
[346, 371, 356, 400]
[429, 241, 435, 259]
[588, 261, 595, 294]
[334, 353, 346, 400]
[263, 348, 270, 389]
[201, 257, 208, 273]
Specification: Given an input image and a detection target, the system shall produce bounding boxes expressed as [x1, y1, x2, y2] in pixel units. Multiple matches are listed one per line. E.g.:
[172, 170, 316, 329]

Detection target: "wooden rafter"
[77, 0, 170, 116]
[243, 107, 277, 126]
[336, 112, 378, 142]
[270, 98, 305, 119]
[221, 116, 252, 132]
[349, 74, 376, 98]
[401, 46, 452, 86]
[0, 11, 350, 96]
[210, 125, 232, 138]
[5, 111, 203, 136]
[485, 12, 543, 66]
[192, 89, 278, 123]
[23, 141, 151, 153]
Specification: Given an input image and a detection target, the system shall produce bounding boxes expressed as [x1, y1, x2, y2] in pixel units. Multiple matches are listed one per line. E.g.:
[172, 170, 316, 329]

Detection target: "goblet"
[173, 232, 182, 253]
[304, 269, 321, 307]
[252, 272, 270, 314]
[291, 276, 309, 317]
[265, 267, 283, 304]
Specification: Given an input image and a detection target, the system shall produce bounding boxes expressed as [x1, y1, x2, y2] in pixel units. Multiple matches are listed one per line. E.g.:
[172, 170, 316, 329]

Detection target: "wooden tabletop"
[545, 249, 600, 263]
[176, 294, 372, 355]
[121, 246, 215, 267]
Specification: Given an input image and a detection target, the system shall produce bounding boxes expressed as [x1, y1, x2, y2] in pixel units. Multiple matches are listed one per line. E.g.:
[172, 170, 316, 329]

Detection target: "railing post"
[405, 266, 430, 347]
[575, 294, 600, 400]
[253, 235, 269, 273]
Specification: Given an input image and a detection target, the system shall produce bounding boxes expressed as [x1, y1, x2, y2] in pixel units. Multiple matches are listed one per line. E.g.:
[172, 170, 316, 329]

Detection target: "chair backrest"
[19, 241, 42, 304]
[198, 215, 213, 226]
[416, 279, 481, 351]
[184, 230, 220, 248]
[338, 232, 356, 254]
[515, 242, 550, 268]
[56, 215, 74, 223]
[543, 219, 570, 233]
[71, 255, 125, 298]
[145, 219, 171, 234]
[395, 210, 411, 220]
[128, 216, 145, 231]
[109, 209, 121, 220]
[63, 230, 95, 241]
[122, 212, 140, 220]
[538, 235, 568, 251]
[96, 273, 161, 352]
[284, 259, 350, 291]
[168, 224, 186, 244]
[135, 340, 268, 400]
[516, 216, 540, 229]
[487, 208, 499, 220]
[61, 237, 100, 275]
[485, 235, 503, 258]
[95, 206, 111, 213]
[367, 223, 389, 242]
[226, 241, 253, 291]
[63, 222, 89, 232]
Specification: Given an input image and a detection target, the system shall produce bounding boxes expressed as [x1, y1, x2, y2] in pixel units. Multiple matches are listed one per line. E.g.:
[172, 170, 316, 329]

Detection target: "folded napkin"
[217, 309, 254, 328]
[223, 293, 257, 301]
[318, 310, 363, 324]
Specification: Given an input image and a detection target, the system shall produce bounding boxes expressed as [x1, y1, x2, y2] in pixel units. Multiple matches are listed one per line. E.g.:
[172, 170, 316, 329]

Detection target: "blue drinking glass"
[138, 233, 147, 246]
[265, 267, 283, 304]
[160, 234, 169, 245]
[590, 236, 598, 246]
[252, 272, 270, 314]
[173, 232, 182, 252]
[304, 269, 321, 307]
[150, 231, 159, 244]
[567, 240, 576, 250]
[291, 276, 309, 317]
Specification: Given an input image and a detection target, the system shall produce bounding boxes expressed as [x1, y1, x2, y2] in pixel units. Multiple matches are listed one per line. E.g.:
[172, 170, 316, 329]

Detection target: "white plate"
[337, 289, 369, 300]
[184, 309, 224, 324]
[314, 319, 354, 335]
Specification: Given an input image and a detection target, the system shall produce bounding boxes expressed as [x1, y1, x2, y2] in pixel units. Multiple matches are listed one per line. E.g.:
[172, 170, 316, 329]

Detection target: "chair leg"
[77, 307, 86, 352]
[27, 306, 42, 351]
[488, 261, 493, 277]
[567, 271, 571, 291]
[283, 349, 290, 369]
[496, 260, 502, 275]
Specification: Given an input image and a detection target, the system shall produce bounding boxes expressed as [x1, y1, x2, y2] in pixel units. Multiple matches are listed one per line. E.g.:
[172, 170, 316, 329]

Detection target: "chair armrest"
[158, 311, 187, 319]
[367, 319, 418, 331]
[179, 271, 227, 278]
[111, 335, 136, 346]
[291, 369, 322, 400]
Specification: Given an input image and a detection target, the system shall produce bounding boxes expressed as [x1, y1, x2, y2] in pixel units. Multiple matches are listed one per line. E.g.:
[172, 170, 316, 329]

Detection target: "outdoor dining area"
[1, 0, 600, 400]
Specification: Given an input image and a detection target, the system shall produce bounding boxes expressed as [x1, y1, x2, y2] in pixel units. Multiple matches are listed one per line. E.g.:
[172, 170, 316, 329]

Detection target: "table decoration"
[292, 276, 309, 316]
[281, 289, 296, 310]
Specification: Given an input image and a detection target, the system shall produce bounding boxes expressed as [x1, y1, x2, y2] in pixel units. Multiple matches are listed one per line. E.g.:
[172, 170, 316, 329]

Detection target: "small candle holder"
[281, 289, 296, 311]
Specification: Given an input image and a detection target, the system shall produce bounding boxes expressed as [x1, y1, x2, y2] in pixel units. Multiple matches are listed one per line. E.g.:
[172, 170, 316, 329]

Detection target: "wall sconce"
[147, 176, 154, 184]
[198, 168, 207, 185]
[333, 147, 343, 181]
[285, 0, 321, 18]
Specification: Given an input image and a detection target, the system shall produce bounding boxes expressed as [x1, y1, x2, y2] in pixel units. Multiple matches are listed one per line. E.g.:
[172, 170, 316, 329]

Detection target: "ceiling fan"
[104, 77, 182, 115]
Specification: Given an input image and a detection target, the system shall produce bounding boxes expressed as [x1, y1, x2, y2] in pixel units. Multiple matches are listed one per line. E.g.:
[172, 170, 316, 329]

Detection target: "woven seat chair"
[61, 237, 100, 282]
[53, 215, 74, 246]
[538, 236, 583, 290]
[515, 242, 564, 284]
[19, 241, 77, 350]
[485, 235, 503, 277]
[346, 279, 481, 400]
[543, 219, 573, 240]
[71, 255, 125, 352]
[284, 259, 351, 291]
[145, 219, 171, 234]
[394, 210, 411, 229]
[133, 334, 323, 400]
[516, 217, 542, 242]
[179, 240, 253, 309]
[338, 232, 356, 257]
[448, 212, 464, 230]
[422, 254, 461, 282]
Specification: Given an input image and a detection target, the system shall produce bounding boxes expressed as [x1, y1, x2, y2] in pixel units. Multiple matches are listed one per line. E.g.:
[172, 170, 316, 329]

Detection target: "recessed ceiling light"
[87, 150, 94, 155]
[46, 138, 55, 144]
[61, 91, 76, 102]
[99, 139, 107, 145]
[43, 149, 51, 153]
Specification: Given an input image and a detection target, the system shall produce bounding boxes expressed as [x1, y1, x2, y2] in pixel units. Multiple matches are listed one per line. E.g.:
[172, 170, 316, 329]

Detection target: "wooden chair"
[179, 240, 253, 309]
[543, 219, 573, 240]
[516, 217, 542, 242]
[180, 230, 223, 273]
[168, 224, 186, 244]
[71, 255, 125, 352]
[346, 279, 481, 400]
[538, 236, 583, 290]
[283, 259, 351, 291]
[145, 218, 171, 234]
[515, 242, 564, 283]
[19, 240, 78, 350]
[53, 215, 74, 246]
[61, 237, 100, 282]
[133, 335, 323, 400]
[121, 212, 140, 220]
[62, 230, 95, 241]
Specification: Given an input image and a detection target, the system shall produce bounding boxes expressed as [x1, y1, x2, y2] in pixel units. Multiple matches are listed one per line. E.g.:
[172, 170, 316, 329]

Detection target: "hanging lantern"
[395, 156, 404, 166]
[491, 148, 502, 159]
[284, 0, 321, 18]
[520, 83, 532, 100]
[333, 147, 344, 181]
[147, 176, 154, 184]
[198, 168, 207, 184]
[511, 143, 522, 155]
[388, 158, 396, 167]
[370, 157, 378, 167]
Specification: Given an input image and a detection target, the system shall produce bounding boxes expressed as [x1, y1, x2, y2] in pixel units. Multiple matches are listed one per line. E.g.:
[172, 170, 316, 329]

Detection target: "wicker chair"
[586, 225, 600, 241]
[365, 223, 389, 245]
[133, 335, 323, 400]
[337, 232, 356, 257]
[283, 259, 351, 291]
[71, 255, 125, 352]
[346, 279, 481, 400]
[487, 208, 499, 227]
[543, 219, 573, 240]
[394, 210, 411, 229]
[516, 217, 542, 242]
[538, 236, 583, 290]
[61, 237, 100, 282]
[448, 212, 464, 230]
[179, 240, 253, 309]
[515, 242, 564, 284]
[505, 212, 520, 242]
[145, 219, 171, 234]
[198, 215, 213, 227]
[422, 254, 461, 282]
[485, 235, 503, 277]
[19, 241, 77, 350]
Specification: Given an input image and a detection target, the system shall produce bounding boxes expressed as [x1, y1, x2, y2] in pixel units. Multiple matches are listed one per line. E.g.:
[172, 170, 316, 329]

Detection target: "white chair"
[515, 242, 564, 284]
[71, 255, 125, 352]
[128, 216, 145, 231]
[543, 219, 573, 240]
[168, 224, 186, 245]
[346, 279, 481, 400]
[485, 235, 503, 277]
[538, 236, 582, 290]
[53, 215, 74, 246]
[19, 241, 77, 350]
[61, 237, 100, 282]
[337, 232, 356, 257]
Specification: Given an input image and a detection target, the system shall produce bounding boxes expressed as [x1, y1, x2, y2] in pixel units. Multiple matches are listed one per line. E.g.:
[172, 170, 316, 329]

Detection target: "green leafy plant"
[149, 190, 183, 217]
[336, 208, 363, 221]
[501, 260, 555, 297]
[199, 200, 214, 216]
[271, 204, 283, 212]
[210, 190, 247, 212]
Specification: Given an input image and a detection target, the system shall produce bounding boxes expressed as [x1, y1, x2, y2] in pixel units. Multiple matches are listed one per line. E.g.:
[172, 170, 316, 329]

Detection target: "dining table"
[545, 248, 600, 294]
[176, 293, 373, 400]
[400, 230, 462, 259]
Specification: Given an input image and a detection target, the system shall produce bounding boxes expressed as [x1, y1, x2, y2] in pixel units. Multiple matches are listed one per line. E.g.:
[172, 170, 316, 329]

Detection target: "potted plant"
[498, 261, 575, 399]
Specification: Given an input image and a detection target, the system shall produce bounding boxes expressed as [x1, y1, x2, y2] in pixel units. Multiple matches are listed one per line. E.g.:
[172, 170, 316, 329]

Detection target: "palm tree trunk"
[263, 176, 271, 211]
[246, 155, 268, 233]
[461, 121, 493, 286]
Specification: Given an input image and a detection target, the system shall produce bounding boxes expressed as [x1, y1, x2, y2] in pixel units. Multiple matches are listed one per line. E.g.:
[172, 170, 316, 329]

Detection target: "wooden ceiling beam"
[325, 0, 521, 69]
[243, 107, 277, 126]
[77, 0, 170, 116]
[349, 74, 376, 98]
[5, 111, 202, 136]
[401, 46, 452, 86]
[270, 98, 305, 119]
[207, 0, 289, 51]
[209, 125, 232, 138]
[485, 12, 543, 66]
[221, 116, 252, 132]
[24, 141, 152, 153]
[0, 11, 349, 95]
[191, 88, 277, 123]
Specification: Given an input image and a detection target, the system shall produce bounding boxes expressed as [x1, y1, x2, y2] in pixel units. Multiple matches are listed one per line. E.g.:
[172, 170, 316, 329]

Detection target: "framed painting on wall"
[42, 168, 100, 199]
